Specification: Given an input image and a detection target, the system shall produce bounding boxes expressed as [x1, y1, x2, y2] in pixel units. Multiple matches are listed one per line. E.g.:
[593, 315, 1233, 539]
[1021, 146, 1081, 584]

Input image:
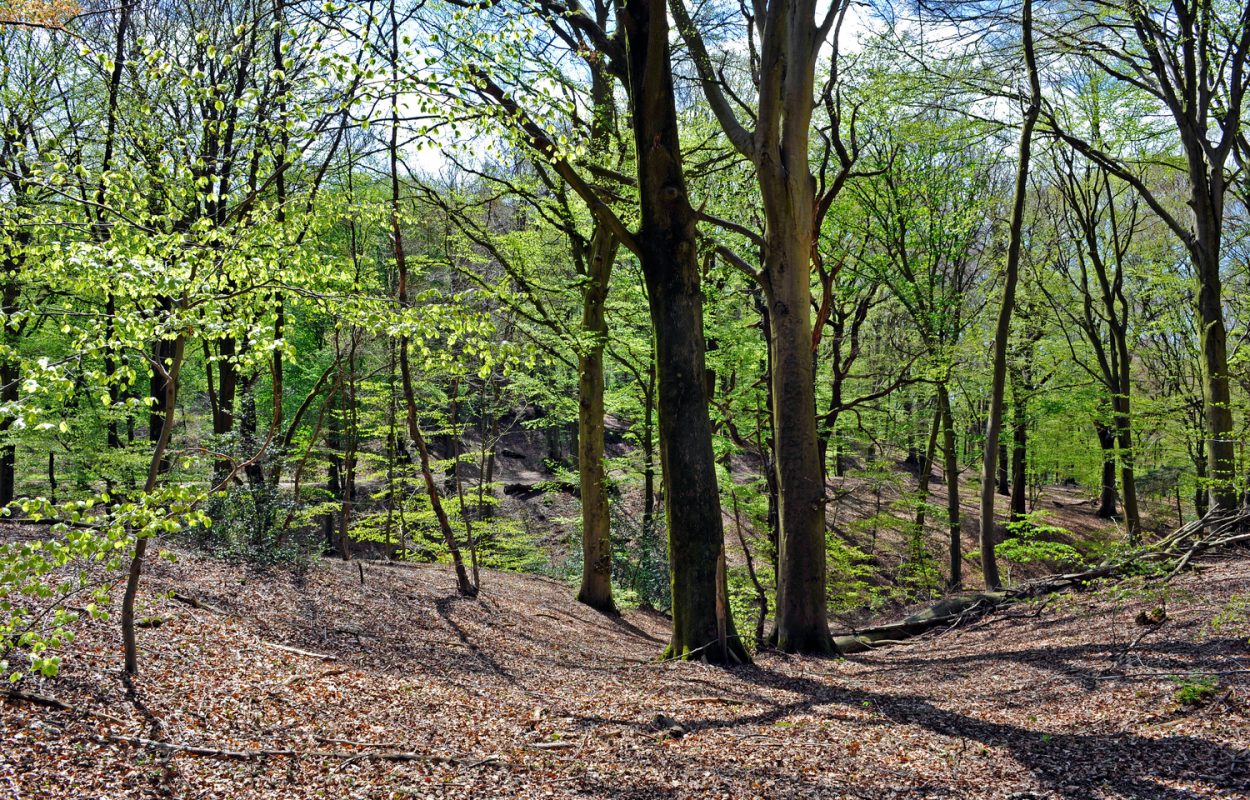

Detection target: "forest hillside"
[4, 0, 1250, 795]
[3, 538, 1249, 800]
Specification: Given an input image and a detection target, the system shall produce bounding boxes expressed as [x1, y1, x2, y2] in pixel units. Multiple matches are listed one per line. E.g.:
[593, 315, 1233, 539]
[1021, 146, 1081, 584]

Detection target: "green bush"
[996, 511, 1084, 582]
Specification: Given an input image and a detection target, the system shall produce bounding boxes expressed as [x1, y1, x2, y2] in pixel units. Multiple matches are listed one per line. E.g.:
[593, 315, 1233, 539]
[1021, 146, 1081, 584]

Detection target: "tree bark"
[978, 0, 1039, 590]
[1096, 422, 1118, 518]
[389, 0, 473, 596]
[0, 265, 19, 506]
[763, 212, 832, 654]
[997, 442, 1009, 496]
[913, 404, 942, 538]
[1010, 389, 1028, 521]
[576, 224, 620, 614]
[937, 384, 961, 591]
[622, 0, 745, 662]
[123, 332, 185, 675]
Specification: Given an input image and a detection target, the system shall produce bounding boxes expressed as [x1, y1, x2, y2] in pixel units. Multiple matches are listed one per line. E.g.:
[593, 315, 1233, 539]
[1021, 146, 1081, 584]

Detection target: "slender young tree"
[390, 0, 475, 596]
[978, 0, 1041, 590]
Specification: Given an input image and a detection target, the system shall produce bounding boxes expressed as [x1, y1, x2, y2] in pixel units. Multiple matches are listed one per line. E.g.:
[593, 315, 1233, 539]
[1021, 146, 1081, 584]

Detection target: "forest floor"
[3, 542, 1249, 800]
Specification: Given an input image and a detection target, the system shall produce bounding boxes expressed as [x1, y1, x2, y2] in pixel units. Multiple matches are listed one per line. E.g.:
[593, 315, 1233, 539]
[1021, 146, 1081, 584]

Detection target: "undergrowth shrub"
[1173, 673, 1218, 706]
[609, 505, 670, 612]
[996, 511, 1085, 583]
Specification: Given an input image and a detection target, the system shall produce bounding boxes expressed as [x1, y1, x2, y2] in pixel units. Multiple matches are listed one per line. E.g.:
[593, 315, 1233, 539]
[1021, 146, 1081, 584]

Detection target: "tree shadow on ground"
[749, 665, 1246, 799]
[434, 593, 518, 685]
[573, 660, 1249, 800]
[862, 636, 1250, 691]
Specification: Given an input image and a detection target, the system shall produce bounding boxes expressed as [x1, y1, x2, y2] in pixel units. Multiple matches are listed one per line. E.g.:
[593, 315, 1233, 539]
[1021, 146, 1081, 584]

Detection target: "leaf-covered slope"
[3, 550, 1249, 799]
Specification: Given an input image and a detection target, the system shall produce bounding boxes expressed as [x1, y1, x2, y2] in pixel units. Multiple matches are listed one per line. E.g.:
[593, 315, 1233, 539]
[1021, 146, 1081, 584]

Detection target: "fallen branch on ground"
[832, 507, 1250, 655]
[2, 688, 129, 724]
[259, 641, 337, 661]
[170, 593, 225, 614]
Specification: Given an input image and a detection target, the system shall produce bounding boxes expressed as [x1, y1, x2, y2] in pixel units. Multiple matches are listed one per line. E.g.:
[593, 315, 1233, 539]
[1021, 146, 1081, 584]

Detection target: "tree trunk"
[0, 268, 18, 505]
[1096, 422, 1118, 518]
[213, 336, 238, 482]
[763, 230, 832, 654]
[622, 0, 745, 662]
[576, 224, 620, 614]
[148, 299, 178, 476]
[641, 361, 656, 537]
[240, 379, 264, 487]
[122, 332, 185, 675]
[978, 0, 1039, 590]
[324, 385, 346, 558]
[389, 1, 473, 596]
[913, 404, 942, 536]
[1010, 394, 1027, 521]
[337, 345, 359, 561]
[1112, 383, 1140, 542]
[937, 385, 961, 591]
[997, 442, 1009, 496]
[754, 2, 833, 656]
[1194, 453, 1209, 519]
[1194, 239, 1236, 514]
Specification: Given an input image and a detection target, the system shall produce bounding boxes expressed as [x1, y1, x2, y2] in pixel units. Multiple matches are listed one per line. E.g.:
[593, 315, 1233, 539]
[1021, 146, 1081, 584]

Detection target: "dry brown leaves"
[2, 549, 1248, 799]
[0, 0, 79, 28]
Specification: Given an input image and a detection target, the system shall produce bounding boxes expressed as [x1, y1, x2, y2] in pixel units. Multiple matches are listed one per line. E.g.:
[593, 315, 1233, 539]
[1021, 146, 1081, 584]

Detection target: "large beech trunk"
[576, 224, 619, 614]
[752, 0, 835, 656]
[622, 0, 745, 663]
[1194, 240, 1236, 514]
[763, 201, 832, 655]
